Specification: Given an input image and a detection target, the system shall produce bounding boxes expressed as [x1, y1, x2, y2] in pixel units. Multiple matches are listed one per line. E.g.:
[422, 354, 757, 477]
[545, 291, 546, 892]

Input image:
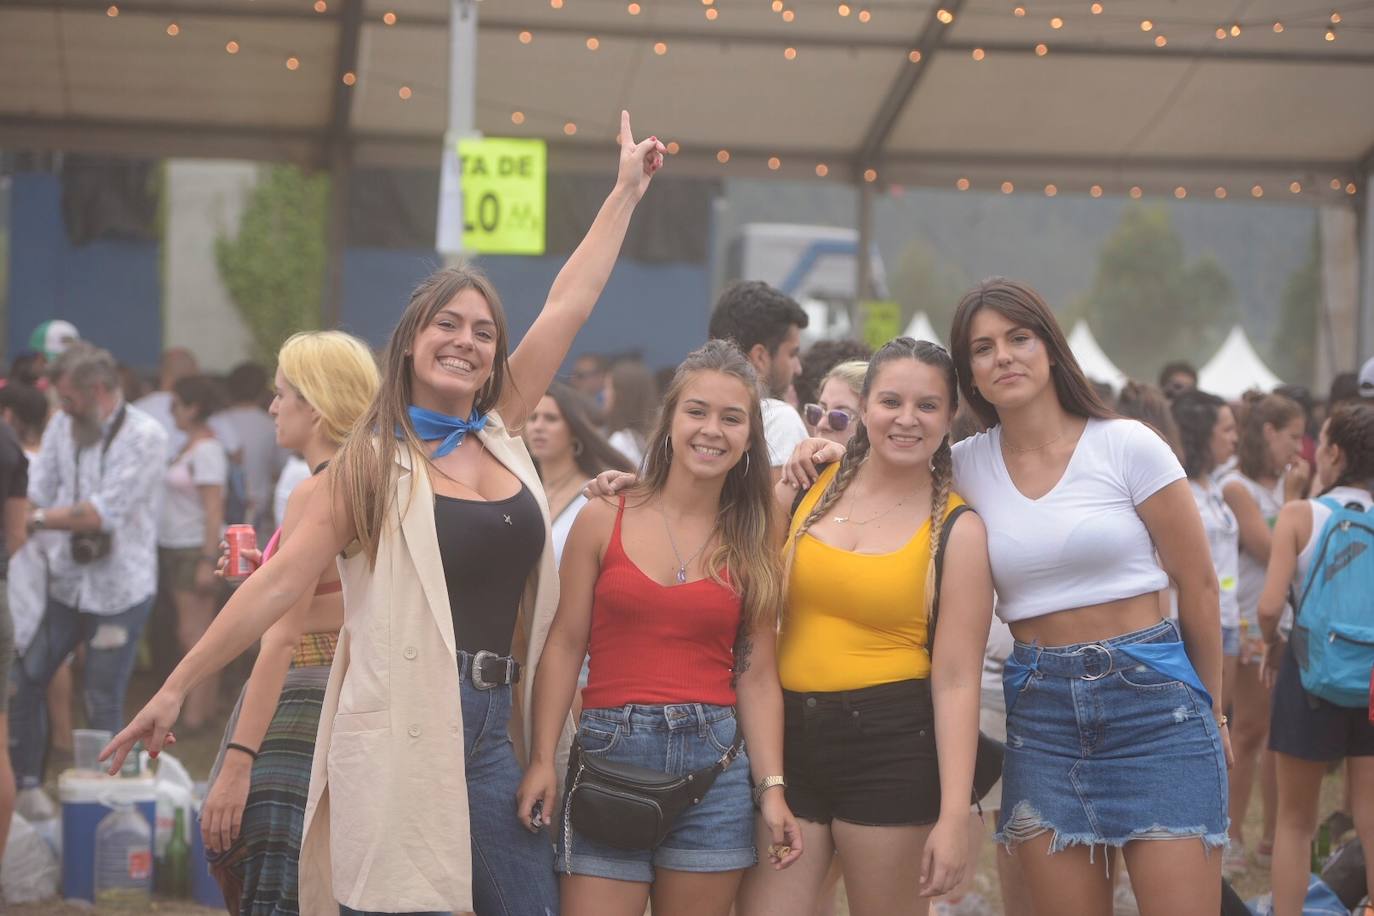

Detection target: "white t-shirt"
[213, 405, 285, 522]
[135, 389, 241, 463]
[1219, 471, 1286, 629]
[1189, 479, 1240, 629]
[607, 430, 645, 470]
[761, 398, 808, 468]
[952, 417, 1185, 623]
[275, 455, 312, 528]
[158, 437, 229, 549]
[551, 493, 587, 565]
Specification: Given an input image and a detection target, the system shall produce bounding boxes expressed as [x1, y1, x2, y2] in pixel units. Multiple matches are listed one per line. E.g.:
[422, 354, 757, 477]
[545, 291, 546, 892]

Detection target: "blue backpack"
[1292, 496, 1374, 708]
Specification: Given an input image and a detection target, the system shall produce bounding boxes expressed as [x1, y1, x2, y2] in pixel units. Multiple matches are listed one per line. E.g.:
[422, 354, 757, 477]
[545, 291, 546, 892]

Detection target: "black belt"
[466, 650, 521, 690]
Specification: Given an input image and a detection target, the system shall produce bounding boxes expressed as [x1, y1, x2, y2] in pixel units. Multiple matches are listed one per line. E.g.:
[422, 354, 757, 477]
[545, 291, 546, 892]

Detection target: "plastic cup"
[73, 729, 113, 772]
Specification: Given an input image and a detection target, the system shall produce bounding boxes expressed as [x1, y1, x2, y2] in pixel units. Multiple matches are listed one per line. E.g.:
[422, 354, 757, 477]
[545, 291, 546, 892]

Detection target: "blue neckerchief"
[398, 405, 488, 458]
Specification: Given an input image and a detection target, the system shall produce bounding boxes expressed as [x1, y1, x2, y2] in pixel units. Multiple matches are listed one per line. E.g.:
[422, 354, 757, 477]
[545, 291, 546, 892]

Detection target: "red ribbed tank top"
[580, 498, 742, 709]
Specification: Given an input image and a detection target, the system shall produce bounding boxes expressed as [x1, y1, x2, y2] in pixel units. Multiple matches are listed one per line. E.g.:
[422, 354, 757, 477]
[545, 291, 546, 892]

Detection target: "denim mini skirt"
[996, 619, 1229, 854]
[557, 703, 755, 883]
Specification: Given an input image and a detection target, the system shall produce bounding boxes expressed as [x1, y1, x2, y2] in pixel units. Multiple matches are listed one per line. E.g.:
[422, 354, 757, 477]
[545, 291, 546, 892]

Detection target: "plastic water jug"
[93, 803, 152, 907]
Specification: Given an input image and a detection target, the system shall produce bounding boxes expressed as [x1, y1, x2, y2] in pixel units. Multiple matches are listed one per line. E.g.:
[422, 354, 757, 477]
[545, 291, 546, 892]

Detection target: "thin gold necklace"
[1001, 429, 1066, 453]
[833, 470, 924, 525]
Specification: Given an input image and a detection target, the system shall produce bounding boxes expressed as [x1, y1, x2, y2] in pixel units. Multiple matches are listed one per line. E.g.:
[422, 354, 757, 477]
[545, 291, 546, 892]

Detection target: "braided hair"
[787, 337, 959, 620]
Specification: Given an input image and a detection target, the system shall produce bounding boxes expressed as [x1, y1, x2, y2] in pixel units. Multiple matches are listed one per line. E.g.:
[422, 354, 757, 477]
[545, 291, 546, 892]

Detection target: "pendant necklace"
[659, 503, 714, 584]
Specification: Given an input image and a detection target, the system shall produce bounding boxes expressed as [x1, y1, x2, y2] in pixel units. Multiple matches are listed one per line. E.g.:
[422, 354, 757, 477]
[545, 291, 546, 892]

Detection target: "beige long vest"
[298, 413, 573, 915]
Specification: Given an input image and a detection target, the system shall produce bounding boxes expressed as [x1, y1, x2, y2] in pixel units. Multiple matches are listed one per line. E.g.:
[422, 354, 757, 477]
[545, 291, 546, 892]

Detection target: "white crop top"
[952, 417, 1185, 622]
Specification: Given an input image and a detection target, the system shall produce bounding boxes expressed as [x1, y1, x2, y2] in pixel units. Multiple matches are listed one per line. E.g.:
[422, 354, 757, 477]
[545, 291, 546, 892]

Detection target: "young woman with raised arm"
[102, 112, 665, 916]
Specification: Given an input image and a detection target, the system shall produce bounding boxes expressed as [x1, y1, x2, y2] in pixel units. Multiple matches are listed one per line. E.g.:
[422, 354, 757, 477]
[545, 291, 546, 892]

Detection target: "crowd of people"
[0, 112, 1367, 916]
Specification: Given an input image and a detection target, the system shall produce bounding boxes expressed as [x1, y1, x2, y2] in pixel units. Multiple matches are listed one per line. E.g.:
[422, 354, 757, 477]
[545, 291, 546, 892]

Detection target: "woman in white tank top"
[1257, 403, 1374, 916]
[1218, 393, 1307, 871]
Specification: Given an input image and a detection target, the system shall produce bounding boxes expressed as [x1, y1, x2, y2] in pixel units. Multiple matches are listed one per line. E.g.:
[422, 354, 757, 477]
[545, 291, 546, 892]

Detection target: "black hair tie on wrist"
[226, 742, 259, 760]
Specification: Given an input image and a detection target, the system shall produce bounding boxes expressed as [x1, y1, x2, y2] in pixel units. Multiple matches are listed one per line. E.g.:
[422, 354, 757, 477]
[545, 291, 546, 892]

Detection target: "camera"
[71, 531, 113, 565]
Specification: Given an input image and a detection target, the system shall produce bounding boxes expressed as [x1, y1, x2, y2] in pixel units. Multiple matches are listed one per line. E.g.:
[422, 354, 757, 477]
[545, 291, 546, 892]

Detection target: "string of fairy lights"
[91, 0, 1365, 199]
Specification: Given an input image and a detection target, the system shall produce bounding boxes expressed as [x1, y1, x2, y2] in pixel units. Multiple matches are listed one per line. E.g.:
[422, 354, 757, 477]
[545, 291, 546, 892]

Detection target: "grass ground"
[10, 672, 1356, 915]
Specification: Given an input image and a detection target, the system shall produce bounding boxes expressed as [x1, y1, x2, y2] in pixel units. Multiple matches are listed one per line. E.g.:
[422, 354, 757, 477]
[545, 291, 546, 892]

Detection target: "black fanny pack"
[562, 724, 743, 856]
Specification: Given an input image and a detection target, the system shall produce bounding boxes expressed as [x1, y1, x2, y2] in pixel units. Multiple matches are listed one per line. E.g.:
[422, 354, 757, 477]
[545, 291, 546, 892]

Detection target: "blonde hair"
[632, 340, 783, 631]
[335, 265, 513, 564]
[278, 331, 381, 445]
[819, 360, 867, 400]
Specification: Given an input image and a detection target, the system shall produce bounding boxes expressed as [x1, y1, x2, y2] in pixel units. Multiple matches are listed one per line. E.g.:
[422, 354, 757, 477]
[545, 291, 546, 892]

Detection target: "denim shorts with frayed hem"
[995, 619, 1229, 855]
[557, 703, 755, 883]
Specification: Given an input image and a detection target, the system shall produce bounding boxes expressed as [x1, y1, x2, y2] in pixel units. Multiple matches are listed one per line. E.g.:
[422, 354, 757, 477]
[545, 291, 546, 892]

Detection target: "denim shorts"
[557, 703, 755, 882]
[782, 679, 940, 826]
[1221, 624, 1241, 658]
[996, 620, 1229, 854]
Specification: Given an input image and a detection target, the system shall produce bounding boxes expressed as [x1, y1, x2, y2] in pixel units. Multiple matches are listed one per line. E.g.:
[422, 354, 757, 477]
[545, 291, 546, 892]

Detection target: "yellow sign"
[457, 137, 547, 255]
[860, 300, 902, 350]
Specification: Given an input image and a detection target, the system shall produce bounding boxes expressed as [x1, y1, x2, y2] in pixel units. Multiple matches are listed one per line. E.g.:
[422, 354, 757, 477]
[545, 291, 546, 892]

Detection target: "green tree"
[1074, 206, 1237, 378]
[1268, 223, 1320, 387]
[215, 165, 330, 363]
[887, 235, 970, 337]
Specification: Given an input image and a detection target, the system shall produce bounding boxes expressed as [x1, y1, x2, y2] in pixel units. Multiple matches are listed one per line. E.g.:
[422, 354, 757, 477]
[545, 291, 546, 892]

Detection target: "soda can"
[225, 524, 258, 580]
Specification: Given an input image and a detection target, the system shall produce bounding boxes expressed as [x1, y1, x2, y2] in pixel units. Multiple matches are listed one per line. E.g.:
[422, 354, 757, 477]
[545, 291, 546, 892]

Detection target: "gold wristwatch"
[752, 775, 786, 806]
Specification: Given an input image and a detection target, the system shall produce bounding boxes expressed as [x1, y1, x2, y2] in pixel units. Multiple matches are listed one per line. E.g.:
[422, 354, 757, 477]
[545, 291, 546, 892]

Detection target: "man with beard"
[708, 280, 810, 481]
[8, 343, 166, 791]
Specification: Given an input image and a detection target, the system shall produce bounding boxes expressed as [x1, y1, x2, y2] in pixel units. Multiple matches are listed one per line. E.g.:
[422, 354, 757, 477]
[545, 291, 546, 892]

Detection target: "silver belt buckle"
[1079, 644, 1113, 680]
[470, 649, 501, 690]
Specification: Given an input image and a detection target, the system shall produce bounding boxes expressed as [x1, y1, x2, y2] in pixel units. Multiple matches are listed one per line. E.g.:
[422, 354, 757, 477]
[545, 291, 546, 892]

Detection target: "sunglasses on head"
[803, 403, 855, 431]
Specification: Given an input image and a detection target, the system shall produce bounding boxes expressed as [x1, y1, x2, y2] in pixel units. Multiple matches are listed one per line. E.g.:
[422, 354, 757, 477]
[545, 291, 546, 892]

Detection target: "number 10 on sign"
[457, 137, 547, 255]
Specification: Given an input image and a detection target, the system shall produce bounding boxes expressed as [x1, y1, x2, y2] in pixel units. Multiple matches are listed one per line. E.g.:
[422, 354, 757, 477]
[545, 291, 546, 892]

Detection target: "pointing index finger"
[620, 110, 633, 149]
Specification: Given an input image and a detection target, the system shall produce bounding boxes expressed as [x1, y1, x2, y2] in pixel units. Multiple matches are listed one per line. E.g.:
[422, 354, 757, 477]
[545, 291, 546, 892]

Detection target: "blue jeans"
[342, 651, 558, 915]
[8, 595, 153, 789]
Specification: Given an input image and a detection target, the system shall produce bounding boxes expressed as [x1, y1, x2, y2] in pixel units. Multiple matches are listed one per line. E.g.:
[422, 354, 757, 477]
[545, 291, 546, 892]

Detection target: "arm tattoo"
[732, 632, 754, 687]
[71, 504, 87, 517]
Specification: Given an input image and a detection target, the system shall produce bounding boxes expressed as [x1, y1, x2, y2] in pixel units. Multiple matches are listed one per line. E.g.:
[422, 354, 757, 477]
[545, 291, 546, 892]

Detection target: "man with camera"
[8, 343, 166, 789]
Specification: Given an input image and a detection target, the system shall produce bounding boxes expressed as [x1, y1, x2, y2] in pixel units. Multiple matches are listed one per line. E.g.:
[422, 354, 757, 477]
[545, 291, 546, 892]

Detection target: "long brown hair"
[1116, 380, 1183, 461]
[334, 265, 513, 564]
[788, 338, 957, 620]
[1236, 393, 1302, 481]
[540, 382, 635, 479]
[630, 340, 782, 630]
[950, 278, 1114, 429]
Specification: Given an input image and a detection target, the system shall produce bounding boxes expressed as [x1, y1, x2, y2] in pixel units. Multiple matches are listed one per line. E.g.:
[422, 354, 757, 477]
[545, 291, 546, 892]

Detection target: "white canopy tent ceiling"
[1198, 324, 1284, 399]
[1066, 319, 1128, 391]
[2, 0, 1373, 347]
[2, 0, 1372, 198]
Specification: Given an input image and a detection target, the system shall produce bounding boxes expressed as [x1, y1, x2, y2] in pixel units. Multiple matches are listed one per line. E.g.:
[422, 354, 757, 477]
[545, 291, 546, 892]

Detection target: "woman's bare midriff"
[1008, 591, 1167, 648]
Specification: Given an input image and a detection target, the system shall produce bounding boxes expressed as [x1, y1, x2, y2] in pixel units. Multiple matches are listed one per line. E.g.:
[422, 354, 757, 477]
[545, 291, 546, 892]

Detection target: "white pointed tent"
[903, 311, 943, 348]
[1066, 321, 1128, 393]
[1198, 326, 1284, 400]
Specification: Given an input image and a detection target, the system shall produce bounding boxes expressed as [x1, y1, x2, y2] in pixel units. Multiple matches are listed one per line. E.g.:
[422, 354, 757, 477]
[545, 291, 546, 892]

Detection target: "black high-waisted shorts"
[782, 678, 940, 826]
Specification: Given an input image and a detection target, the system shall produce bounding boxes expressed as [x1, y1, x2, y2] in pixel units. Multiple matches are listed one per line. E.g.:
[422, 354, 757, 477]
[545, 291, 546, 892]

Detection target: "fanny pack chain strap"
[563, 761, 584, 875]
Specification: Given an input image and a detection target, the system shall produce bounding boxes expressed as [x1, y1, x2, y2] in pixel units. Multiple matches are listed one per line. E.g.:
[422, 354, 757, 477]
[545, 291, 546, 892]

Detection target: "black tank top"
[433, 483, 545, 656]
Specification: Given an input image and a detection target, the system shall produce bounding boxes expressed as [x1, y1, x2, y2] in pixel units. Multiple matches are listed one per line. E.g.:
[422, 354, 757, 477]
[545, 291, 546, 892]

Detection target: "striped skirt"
[207, 632, 337, 915]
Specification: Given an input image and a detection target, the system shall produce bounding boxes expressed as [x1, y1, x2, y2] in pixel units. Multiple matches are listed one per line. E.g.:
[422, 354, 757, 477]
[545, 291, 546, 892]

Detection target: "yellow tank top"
[778, 463, 967, 692]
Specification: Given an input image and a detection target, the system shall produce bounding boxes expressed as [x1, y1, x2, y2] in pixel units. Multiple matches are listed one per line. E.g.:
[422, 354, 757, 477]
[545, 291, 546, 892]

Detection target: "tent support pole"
[437, 0, 478, 264]
[855, 177, 875, 335]
[1359, 186, 1374, 365]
